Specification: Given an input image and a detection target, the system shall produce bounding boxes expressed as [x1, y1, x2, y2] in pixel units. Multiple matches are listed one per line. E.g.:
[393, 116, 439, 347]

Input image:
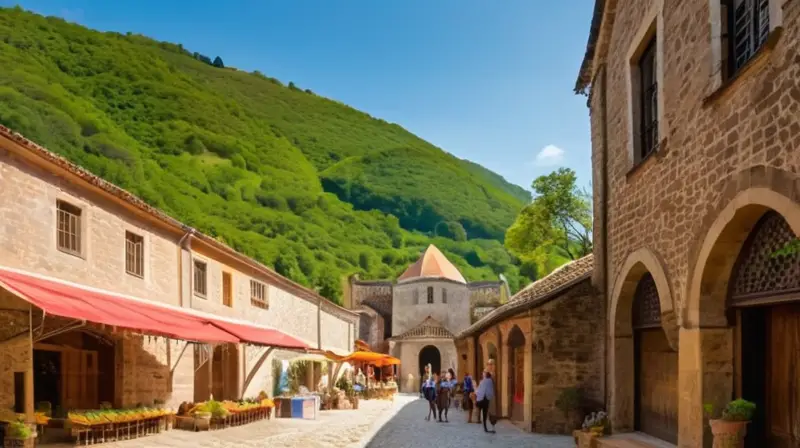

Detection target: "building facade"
[0, 126, 357, 417]
[578, 0, 800, 446]
[454, 255, 604, 434]
[347, 245, 508, 391]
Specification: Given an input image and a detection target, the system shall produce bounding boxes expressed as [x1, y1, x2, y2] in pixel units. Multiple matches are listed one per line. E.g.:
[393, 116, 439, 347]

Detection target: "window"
[637, 36, 658, 161]
[427, 287, 434, 304]
[724, 0, 770, 78]
[250, 279, 268, 309]
[413, 289, 419, 305]
[125, 231, 144, 278]
[222, 272, 233, 308]
[442, 288, 448, 304]
[193, 260, 207, 297]
[56, 200, 82, 256]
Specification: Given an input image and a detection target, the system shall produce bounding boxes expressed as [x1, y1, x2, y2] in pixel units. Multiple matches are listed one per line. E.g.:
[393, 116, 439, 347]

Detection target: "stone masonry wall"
[530, 280, 604, 434]
[592, 0, 800, 322]
[392, 280, 470, 336]
[0, 148, 180, 306]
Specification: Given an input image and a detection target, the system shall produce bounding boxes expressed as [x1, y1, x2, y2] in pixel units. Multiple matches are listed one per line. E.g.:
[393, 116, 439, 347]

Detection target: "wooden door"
[768, 304, 800, 447]
[635, 329, 679, 444]
[510, 346, 524, 421]
[62, 349, 81, 411]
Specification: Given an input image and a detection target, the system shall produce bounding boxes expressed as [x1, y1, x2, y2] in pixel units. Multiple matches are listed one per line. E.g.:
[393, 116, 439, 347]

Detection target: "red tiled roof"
[457, 254, 594, 338]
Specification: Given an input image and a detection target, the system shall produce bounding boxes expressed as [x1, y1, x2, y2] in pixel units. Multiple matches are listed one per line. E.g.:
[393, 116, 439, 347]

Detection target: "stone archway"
[608, 247, 677, 435]
[506, 325, 525, 422]
[682, 185, 800, 447]
[418, 345, 441, 379]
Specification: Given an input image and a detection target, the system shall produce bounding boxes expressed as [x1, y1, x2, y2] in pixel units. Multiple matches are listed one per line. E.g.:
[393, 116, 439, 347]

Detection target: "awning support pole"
[33, 320, 86, 343]
[240, 346, 274, 399]
[25, 305, 34, 422]
[171, 342, 189, 373]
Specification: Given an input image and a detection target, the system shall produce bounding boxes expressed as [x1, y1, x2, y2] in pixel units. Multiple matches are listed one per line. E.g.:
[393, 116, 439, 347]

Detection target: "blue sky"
[5, 0, 595, 192]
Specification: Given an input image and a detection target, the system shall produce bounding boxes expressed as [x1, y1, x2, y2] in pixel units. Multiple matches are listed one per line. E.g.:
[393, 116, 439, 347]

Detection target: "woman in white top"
[475, 371, 495, 433]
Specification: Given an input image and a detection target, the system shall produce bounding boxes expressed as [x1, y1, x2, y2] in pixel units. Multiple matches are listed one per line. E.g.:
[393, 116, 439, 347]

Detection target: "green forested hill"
[0, 7, 533, 302]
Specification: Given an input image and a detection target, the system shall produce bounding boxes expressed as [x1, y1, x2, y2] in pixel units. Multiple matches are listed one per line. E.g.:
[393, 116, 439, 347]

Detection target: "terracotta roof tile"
[456, 254, 594, 338]
[389, 316, 454, 341]
[398, 245, 466, 284]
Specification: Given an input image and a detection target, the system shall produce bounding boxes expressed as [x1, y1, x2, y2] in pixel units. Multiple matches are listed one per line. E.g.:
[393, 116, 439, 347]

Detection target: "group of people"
[420, 366, 496, 433]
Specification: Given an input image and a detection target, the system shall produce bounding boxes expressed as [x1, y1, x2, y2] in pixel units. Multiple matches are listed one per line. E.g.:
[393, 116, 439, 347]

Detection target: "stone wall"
[392, 280, 470, 336]
[349, 281, 392, 310]
[530, 280, 604, 434]
[355, 306, 384, 350]
[393, 339, 458, 393]
[0, 148, 180, 306]
[591, 0, 800, 326]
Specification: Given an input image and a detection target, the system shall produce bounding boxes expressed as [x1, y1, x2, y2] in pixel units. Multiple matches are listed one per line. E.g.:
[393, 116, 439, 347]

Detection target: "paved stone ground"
[48, 396, 574, 447]
[49, 398, 394, 448]
[363, 395, 574, 448]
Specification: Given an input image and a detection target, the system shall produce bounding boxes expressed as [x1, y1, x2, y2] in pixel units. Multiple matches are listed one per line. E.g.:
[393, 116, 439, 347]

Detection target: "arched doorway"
[632, 273, 678, 444]
[507, 325, 525, 422]
[418, 345, 441, 380]
[727, 211, 800, 447]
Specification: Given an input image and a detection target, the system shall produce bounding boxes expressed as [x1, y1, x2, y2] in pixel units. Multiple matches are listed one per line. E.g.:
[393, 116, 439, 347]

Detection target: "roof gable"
[389, 316, 454, 341]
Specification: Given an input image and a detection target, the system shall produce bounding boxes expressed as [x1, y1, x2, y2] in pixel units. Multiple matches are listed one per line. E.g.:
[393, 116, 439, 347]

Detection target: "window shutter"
[756, 0, 770, 46]
[732, 0, 753, 70]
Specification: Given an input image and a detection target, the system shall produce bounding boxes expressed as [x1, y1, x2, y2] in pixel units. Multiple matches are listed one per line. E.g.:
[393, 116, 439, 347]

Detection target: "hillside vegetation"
[0, 7, 533, 302]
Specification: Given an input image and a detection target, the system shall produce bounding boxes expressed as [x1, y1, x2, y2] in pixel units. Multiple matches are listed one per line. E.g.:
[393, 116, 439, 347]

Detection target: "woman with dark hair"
[475, 371, 495, 433]
[436, 369, 455, 422]
[422, 372, 438, 421]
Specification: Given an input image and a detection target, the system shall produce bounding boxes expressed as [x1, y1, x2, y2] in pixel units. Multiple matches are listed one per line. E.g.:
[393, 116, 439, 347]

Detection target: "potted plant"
[192, 402, 212, 431]
[583, 411, 608, 435]
[556, 387, 583, 430]
[704, 399, 756, 448]
[4, 419, 36, 448]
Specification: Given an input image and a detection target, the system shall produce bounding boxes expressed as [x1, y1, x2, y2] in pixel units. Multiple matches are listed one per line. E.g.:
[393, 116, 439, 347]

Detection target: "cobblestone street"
[49, 396, 574, 447]
[364, 396, 574, 448]
[51, 398, 394, 448]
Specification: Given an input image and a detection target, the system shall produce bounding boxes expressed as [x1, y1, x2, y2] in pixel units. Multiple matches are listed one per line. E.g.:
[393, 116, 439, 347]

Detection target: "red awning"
[0, 270, 231, 344]
[210, 319, 308, 350]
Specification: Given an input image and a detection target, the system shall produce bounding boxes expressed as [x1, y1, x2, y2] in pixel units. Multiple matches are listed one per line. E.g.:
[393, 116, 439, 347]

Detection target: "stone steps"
[597, 433, 676, 448]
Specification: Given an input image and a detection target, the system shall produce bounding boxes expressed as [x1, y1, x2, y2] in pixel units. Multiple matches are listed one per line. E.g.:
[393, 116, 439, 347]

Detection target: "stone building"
[0, 126, 357, 419]
[577, 0, 800, 446]
[454, 255, 603, 434]
[346, 245, 508, 391]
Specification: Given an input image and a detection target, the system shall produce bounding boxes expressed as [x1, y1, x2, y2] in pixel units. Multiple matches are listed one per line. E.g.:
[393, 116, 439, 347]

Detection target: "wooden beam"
[241, 346, 274, 398]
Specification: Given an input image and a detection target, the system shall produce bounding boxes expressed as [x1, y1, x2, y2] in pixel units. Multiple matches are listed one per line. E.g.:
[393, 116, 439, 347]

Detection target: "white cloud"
[533, 145, 565, 166]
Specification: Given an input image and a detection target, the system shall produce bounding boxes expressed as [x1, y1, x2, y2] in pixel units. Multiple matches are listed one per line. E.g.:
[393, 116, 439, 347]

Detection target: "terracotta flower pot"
[709, 419, 749, 448]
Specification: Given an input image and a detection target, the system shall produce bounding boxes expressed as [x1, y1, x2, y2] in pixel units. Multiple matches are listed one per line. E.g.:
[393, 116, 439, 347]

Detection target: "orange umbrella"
[373, 356, 401, 367]
[342, 351, 390, 363]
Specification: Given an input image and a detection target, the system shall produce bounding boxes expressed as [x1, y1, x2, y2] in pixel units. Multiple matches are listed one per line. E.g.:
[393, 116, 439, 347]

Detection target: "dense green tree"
[212, 56, 225, 68]
[505, 168, 592, 275]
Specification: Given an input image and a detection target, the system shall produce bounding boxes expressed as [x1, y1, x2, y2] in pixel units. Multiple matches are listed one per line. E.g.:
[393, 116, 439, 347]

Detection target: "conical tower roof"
[398, 245, 466, 284]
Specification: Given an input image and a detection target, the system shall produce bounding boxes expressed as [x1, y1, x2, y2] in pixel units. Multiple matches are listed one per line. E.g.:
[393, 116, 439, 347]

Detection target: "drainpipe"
[178, 228, 196, 308]
[597, 65, 611, 408]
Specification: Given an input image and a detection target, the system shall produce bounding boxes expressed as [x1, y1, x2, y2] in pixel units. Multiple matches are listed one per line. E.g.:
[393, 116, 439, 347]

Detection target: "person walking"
[436, 370, 455, 422]
[422, 372, 438, 421]
[462, 372, 475, 423]
[475, 371, 495, 433]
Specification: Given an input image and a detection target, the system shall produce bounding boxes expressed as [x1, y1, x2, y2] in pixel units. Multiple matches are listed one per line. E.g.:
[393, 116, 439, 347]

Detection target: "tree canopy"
[505, 168, 593, 275]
